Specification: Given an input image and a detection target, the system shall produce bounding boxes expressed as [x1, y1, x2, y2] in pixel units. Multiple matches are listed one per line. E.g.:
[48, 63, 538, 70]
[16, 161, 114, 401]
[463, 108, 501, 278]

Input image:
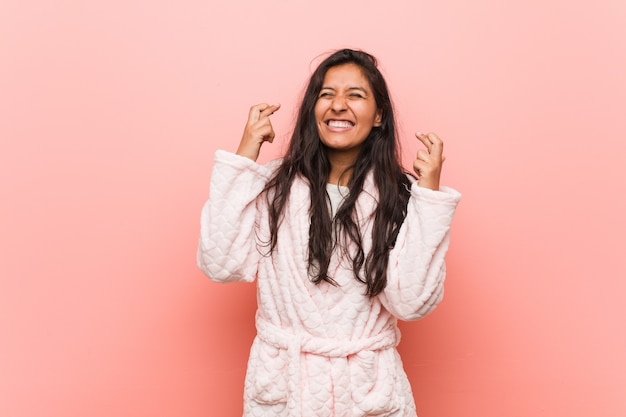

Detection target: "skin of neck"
[326, 149, 359, 186]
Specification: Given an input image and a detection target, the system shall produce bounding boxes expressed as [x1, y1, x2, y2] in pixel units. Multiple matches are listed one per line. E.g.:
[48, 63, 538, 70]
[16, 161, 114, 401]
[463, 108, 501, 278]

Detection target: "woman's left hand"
[413, 132, 445, 191]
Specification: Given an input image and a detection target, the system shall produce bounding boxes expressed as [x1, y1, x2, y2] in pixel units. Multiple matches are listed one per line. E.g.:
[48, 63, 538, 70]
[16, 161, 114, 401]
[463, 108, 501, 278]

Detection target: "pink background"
[2, 0, 625, 416]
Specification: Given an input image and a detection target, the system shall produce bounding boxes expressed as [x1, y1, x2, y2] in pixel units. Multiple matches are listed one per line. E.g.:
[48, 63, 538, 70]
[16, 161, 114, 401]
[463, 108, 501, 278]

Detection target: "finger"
[415, 131, 433, 153]
[248, 103, 270, 124]
[426, 132, 441, 144]
[253, 123, 276, 143]
[427, 132, 444, 156]
[416, 149, 430, 162]
[413, 159, 426, 177]
[253, 115, 276, 135]
[259, 103, 281, 119]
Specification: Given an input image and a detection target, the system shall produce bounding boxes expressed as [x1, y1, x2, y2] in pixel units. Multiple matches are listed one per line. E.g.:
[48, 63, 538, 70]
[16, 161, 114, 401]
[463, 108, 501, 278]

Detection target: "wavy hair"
[263, 48, 413, 297]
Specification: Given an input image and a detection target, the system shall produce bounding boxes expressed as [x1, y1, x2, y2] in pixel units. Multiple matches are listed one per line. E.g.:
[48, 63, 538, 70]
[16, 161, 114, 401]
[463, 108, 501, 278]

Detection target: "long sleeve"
[197, 150, 275, 283]
[379, 183, 461, 321]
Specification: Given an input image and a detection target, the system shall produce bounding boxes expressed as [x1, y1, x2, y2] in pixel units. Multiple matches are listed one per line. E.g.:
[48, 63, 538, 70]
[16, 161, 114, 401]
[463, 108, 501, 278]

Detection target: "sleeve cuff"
[410, 182, 462, 206]
[214, 149, 274, 179]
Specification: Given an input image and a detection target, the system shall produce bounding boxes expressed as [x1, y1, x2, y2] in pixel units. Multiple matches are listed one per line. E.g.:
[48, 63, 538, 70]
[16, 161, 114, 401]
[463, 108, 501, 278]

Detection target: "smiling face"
[314, 63, 382, 162]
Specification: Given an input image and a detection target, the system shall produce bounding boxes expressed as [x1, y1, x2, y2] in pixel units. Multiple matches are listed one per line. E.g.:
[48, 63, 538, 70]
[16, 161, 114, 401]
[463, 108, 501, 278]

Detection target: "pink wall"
[2, 0, 625, 416]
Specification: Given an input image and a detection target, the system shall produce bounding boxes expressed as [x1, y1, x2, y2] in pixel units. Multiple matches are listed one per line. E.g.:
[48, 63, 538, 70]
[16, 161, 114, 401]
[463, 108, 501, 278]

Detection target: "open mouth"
[326, 120, 354, 129]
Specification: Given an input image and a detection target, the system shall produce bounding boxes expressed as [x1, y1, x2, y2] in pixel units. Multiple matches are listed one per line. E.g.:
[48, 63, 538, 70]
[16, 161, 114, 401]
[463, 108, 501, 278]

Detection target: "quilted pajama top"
[197, 150, 461, 417]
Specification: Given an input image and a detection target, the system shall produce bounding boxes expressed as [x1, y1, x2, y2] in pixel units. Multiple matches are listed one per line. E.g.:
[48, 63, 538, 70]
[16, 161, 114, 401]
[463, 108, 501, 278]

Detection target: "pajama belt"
[256, 316, 400, 417]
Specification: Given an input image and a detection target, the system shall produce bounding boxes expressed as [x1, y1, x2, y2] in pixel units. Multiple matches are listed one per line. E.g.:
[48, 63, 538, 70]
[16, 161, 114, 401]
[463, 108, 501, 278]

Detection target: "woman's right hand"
[236, 103, 281, 161]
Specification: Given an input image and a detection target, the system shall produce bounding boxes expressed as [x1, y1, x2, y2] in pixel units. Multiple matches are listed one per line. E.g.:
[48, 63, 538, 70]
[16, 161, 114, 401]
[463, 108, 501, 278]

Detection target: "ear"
[374, 109, 383, 127]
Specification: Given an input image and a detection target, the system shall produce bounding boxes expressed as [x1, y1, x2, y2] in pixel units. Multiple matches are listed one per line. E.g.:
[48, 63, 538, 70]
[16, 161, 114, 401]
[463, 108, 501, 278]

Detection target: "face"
[314, 63, 382, 160]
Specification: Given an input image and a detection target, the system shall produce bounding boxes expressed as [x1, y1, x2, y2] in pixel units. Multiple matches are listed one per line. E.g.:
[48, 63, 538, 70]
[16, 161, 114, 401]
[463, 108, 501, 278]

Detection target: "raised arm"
[379, 131, 461, 320]
[197, 103, 280, 282]
[379, 184, 460, 320]
[196, 151, 275, 282]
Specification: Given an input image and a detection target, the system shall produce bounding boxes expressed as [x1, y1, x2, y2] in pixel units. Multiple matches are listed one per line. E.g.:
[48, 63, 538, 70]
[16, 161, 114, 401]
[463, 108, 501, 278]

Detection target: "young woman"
[198, 49, 461, 417]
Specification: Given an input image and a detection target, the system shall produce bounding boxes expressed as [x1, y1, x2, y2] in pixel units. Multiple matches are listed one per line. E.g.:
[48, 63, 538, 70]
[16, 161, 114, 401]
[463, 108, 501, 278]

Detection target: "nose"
[330, 95, 347, 112]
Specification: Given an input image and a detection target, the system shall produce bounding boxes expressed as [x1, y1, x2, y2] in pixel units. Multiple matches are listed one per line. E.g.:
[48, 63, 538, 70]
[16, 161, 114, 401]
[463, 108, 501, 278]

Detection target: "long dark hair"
[263, 48, 413, 297]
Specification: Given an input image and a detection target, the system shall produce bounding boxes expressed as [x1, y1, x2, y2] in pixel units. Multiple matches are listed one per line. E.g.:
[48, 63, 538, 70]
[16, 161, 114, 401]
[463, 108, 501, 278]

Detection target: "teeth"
[327, 120, 353, 128]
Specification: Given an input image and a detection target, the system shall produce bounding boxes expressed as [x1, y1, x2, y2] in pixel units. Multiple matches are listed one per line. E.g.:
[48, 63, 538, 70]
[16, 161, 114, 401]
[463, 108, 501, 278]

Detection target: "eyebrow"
[320, 86, 368, 93]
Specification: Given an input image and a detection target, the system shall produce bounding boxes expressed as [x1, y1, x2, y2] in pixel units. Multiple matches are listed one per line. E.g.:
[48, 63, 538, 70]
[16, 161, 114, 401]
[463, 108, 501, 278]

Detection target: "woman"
[198, 48, 461, 416]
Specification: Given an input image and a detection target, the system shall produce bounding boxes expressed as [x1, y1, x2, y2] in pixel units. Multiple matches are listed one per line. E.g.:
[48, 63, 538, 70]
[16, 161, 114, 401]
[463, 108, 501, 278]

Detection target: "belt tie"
[256, 316, 400, 417]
